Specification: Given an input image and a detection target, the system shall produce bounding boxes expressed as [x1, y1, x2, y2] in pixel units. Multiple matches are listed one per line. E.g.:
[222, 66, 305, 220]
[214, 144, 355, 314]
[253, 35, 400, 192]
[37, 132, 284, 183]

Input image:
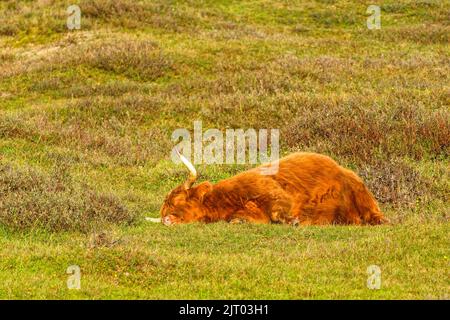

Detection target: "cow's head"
[159, 150, 213, 225]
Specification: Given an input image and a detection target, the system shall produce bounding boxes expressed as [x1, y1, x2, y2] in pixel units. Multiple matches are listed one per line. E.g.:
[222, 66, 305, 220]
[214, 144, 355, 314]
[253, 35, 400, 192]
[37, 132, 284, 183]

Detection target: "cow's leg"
[270, 206, 298, 225]
[229, 202, 271, 224]
[229, 215, 270, 224]
[266, 191, 298, 225]
[229, 216, 247, 224]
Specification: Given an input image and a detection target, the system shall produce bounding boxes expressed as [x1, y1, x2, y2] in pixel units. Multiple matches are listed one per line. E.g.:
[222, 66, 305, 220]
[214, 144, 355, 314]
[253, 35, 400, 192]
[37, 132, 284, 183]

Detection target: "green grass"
[0, 0, 449, 299]
[0, 221, 448, 299]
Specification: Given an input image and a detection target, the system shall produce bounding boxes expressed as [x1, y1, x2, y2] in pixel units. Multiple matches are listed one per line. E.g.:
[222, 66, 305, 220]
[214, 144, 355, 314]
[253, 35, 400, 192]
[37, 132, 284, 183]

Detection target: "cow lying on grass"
[157, 152, 388, 226]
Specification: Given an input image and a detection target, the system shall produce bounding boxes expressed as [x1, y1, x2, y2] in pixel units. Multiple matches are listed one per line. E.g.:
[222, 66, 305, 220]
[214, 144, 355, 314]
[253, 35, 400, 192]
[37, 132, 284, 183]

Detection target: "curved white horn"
[175, 148, 197, 188]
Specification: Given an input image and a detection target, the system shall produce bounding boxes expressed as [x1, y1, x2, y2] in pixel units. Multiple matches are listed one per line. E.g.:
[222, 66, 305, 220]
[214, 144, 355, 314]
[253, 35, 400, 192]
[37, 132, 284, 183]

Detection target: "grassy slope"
[0, 0, 449, 299]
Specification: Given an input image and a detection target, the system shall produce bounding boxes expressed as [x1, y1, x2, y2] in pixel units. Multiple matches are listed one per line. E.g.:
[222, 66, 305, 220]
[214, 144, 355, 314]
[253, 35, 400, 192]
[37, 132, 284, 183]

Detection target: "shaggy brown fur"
[160, 152, 387, 226]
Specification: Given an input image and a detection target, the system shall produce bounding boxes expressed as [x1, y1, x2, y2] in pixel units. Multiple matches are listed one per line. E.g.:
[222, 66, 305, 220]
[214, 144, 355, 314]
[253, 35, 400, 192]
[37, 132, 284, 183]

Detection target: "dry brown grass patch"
[284, 103, 450, 163]
[1, 38, 173, 81]
[357, 158, 433, 208]
[0, 163, 136, 232]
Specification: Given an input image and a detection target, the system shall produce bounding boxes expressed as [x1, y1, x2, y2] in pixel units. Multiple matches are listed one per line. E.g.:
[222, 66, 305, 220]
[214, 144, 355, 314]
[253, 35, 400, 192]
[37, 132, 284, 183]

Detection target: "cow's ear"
[189, 181, 213, 201]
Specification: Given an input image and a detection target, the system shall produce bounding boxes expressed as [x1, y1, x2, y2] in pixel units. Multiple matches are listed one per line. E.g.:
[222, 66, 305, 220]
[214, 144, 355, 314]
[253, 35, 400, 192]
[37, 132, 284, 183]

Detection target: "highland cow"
[159, 151, 387, 226]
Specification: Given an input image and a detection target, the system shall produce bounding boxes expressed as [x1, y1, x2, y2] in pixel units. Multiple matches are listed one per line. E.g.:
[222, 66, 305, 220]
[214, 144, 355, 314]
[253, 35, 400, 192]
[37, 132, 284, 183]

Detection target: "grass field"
[0, 0, 449, 299]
